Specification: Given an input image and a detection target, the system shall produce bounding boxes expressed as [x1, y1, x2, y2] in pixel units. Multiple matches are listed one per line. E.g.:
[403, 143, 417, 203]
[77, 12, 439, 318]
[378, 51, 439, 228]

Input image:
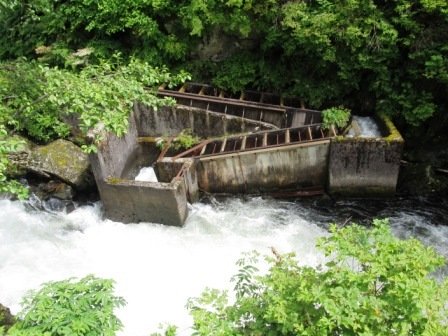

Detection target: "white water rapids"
[134, 167, 158, 182]
[1, 196, 447, 335]
[348, 116, 382, 137]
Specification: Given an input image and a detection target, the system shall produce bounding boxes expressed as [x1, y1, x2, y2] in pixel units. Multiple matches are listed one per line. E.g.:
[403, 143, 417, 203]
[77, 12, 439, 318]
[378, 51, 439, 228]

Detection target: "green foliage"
[150, 324, 178, 336]
[185, 219, 448, 335]
[7, 275, 125, 336]
[322, 107, 351, 130]
[171, 129, 200, 151]
[0, 1, 447, 128]
[0, 125, 28, 199]
[0, 0, 190, 66]
[211, 53, 258, 94]
[0, 59, 190, 143]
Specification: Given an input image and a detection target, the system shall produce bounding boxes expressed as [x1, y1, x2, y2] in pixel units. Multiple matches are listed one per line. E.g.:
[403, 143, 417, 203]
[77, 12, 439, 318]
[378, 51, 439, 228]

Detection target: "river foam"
[1, 196, 447, 335]
[0, 197, 326, 335]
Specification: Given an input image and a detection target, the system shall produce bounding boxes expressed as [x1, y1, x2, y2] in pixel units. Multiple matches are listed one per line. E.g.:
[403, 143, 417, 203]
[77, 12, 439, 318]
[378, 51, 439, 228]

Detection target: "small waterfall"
[135, 167, 158, 182]
[348, 116, 382, 137]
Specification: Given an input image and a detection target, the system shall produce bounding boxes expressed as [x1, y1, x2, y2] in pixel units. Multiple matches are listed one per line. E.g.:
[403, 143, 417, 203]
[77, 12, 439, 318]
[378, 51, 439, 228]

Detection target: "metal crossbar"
[172, 123, 336, 160]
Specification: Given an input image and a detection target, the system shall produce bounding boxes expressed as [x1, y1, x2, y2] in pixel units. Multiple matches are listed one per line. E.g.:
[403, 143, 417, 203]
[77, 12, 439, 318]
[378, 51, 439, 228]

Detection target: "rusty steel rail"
[157, 83, 323, 129]
[172, 123, 337, 160]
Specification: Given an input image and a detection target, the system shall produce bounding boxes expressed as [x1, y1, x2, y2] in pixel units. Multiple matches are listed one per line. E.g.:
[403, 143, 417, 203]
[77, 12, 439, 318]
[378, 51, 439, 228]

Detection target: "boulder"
[37, 180, 75, 200]
[0, 303, 15, 330]
[6, 135, 34, 177]
[28, 139, 93, 190]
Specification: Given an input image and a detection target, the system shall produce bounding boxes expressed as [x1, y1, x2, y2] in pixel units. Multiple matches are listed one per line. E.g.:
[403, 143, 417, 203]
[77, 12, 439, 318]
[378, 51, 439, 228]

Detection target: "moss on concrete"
[378, 113, 404, 142]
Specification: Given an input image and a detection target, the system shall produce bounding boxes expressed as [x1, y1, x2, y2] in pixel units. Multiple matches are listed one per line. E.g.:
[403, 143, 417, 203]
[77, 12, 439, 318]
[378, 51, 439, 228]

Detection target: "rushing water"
[134, 167, 158, 182]
[1, 195, 447, 335]
[347, 116, 382, 137]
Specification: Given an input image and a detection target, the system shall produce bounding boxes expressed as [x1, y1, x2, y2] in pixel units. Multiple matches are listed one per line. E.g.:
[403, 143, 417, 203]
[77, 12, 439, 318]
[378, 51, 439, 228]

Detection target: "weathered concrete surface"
[100, 179, 188, 226]
[90, 109, 196, 226]
[134, 104, 276, 138]
[196, 140, 330, 193]
[91, 98, 404, 225]
[328, 115, 404, 196]
[156, 159, 200, 203]
[28, 139, 93, 190]
[0, 303, 15, 331]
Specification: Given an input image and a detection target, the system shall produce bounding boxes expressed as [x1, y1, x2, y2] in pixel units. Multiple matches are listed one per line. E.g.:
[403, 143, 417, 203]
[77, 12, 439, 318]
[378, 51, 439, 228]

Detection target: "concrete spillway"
[90, 85, 404, 226]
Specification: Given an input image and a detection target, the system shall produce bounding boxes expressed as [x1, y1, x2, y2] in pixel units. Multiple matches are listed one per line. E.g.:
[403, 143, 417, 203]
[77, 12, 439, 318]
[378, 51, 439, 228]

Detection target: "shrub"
[7, 275, 125, 336]
[322, 106, 351, 130]
[171, 129, 200, 151]
[0, 125, 28, 199]
[186, 219, 448, 335]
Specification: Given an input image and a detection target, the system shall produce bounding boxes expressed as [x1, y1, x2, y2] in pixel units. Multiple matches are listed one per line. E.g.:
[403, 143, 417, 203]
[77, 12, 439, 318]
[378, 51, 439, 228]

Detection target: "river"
[0, 195, 447, 335]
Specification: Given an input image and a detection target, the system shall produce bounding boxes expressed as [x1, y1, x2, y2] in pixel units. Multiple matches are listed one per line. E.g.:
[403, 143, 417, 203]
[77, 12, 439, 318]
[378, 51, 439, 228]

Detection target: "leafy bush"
[0, 125, 28, 199]
[171, 129, 200, 151]
[1, 1, 447, 128]
[0, 59, 190, 143]
[185, 219, 448, 335]
[7, 275, 125, 336]
[322, 106, 351, 130]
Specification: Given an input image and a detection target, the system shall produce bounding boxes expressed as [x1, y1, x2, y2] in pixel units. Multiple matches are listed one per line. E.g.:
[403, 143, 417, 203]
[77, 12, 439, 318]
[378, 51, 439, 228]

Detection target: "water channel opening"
[347, 116, 383, 138]
[134, 167, 158, 182]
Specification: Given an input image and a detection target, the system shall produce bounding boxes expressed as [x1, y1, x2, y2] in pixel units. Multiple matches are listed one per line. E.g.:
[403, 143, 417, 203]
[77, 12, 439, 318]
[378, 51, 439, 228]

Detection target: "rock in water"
[29, 139, 93, 190]
[0, 303, 15, 330]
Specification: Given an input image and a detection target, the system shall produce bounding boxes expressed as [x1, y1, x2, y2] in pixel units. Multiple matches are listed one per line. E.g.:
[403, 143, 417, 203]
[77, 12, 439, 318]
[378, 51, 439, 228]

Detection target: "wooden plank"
[233, 140, 238, 151]
[285, 129, 290, 144]
[220, 138, 227, 152]
[156, 137, 174, 162]
[178, 84, 186, 93]
[172, 139, 211, 159]
[200, 143, 208, 155]
[158, 90, 285, 113]
[290, 111, 306, 127]
[331, 125, 337, 137]
[436, 168, 448, 175]
[137, 136, 160, 143]
[308, 127, 313, 140]
[241, 136, 247, 150]
[262, 132, 268, 147]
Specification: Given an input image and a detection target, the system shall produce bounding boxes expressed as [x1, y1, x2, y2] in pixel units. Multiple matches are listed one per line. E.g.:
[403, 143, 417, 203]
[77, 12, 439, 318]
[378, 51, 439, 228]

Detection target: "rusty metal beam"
[171, 139, 212, 160]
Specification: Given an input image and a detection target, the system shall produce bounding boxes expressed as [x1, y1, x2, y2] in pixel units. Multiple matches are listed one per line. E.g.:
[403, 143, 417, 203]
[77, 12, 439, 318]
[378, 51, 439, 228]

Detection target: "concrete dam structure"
[90, 83, 404, 226]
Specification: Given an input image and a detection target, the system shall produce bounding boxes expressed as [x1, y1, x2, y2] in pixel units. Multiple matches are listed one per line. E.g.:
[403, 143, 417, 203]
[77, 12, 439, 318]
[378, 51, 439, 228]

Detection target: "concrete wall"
[99, 179, 188, 226]
[133, 103, 276, 138]
[89, 109, 194, 226]
[196, 140, 330, 193]
[92, 115, 140, 180]
[328, 115, 404, 196]
[90, 99, 404, 225]
[156, 158, 200, 203]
